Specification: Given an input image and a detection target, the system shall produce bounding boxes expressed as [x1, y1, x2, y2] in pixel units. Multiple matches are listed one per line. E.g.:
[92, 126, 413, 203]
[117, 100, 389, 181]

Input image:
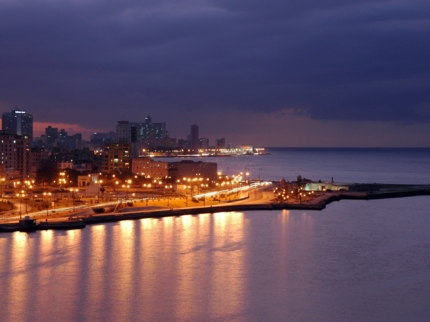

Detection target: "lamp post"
[96, 180, 100, 202]
[99, 180, 103, 202]
[75, 188, 78, 211]
[43, 192, 52, 216]
[203, 193, 206, 206]
[69, 189, 78, 212]
[16, 191, 25, 218]
[259, 168, 262, 180]
[185, 185, 191, 206]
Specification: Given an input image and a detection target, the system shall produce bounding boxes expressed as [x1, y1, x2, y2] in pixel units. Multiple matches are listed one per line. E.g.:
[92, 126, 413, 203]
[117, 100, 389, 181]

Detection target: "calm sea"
[1, 148, 430, 322]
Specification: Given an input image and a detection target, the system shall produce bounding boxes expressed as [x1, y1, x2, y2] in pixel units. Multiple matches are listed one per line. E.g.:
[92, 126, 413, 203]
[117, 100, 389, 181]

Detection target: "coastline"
[1, 183, 429, 232]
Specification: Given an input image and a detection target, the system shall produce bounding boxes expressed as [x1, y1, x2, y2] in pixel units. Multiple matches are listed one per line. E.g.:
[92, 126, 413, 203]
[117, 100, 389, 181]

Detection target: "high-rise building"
[116, 121, 131, 141]
[2, 109, 33, 139]
[190, 124, 199, 152]
[45, 126, 58, 148]
[37, 126, 82, 150]
[116, 116, 172, 152]
[0, 131, 31, 179]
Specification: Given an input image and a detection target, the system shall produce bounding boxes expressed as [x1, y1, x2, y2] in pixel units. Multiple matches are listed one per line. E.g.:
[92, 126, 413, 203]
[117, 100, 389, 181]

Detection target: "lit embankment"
[2, 182, 429, 232]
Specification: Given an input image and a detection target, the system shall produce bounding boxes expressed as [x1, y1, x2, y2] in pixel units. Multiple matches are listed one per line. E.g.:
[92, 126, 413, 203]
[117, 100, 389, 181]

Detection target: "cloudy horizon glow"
[1, 0, 430, 146]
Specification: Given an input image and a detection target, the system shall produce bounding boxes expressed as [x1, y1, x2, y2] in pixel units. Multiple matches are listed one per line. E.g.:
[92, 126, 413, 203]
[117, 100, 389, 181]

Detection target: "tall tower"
[45, 126, 58, 148]
[2, 109, 33, 139]
[190, 124, 199, 152]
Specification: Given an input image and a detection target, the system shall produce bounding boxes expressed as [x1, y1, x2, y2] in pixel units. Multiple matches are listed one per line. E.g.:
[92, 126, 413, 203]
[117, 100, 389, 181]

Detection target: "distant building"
[199, 138, 209, 149]
[131, 158, 168, 178]
[2, 109, 33, 139]
[48, 149, 75, 163]
[102, 142, 131, 173]
[57, 162, 74, 170]
[116, 116, 168, 143]
[41, 126, 82, 150]
[216, 138, 226, 149]
[45, 126, 58, 148]
[116, 121, 131, 142]
[74, 147, 94, 163]
[177, 139, 188, 149]
[168, 160, 217, 180]
[190, 124, 199, 152]
[68, 134, 82, 150]
[30, 148, 51, 173]
[0, 131, 31, 179]
[116, 116, 173, 152]
[90, 131, 116, 148]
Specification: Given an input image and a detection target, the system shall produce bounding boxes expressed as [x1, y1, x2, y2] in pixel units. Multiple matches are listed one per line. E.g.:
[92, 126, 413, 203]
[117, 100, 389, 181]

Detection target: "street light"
[185, 185, 191, 206]
[96, 180, 103, 202]
[69, 189, 78, 212]
[43, 192, 52, 216]
[16, 190, 25, 218]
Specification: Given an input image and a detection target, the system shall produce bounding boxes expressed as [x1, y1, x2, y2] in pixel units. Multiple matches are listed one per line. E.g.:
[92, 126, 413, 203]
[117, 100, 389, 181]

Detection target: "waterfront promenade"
[1, 181, 430, 232]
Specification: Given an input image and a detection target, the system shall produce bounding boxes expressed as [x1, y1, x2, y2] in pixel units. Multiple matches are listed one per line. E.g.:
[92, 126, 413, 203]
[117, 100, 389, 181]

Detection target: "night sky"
[1, 0, 430, 147]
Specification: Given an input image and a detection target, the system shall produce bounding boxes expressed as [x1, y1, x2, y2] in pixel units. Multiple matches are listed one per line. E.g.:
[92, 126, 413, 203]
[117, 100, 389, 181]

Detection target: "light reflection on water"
[9, 232, 29, 321]
[86, 225, 106, 321]
[1, 198, 430, 321]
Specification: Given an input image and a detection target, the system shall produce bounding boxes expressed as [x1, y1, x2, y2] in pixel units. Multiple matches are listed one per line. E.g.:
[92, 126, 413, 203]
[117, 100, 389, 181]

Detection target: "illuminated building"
[131, 157, 168, 178]
[1, 109, 33, 139]
[102, 142, 131, 172]
[168, 160, 217, 180]
[116, 116, 174, 151]
[0, 131, 31, 179]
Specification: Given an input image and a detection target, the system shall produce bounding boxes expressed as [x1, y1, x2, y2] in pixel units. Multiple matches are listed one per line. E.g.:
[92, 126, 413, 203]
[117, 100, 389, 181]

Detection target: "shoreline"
[83, 188, 430, 222]
[1, 185, 429, 232]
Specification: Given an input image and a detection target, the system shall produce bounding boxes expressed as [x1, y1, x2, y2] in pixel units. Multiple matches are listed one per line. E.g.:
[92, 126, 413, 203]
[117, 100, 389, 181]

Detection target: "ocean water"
[1, 148, 430, 322]
[190, 148, 430, 184]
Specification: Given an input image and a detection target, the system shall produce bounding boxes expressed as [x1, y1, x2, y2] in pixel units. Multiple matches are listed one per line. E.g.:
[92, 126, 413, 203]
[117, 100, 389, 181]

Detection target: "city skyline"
[1, 0, 430, 147]
[8, 109, 430, 148]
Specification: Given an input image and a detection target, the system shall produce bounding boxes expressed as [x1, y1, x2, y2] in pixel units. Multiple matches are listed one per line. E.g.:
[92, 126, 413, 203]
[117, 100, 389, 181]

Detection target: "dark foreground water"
[1, 148, 430, 322]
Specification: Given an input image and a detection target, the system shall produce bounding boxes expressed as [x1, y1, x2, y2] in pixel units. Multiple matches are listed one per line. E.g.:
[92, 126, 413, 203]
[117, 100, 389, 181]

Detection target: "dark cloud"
[1, 0, 430, 136]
